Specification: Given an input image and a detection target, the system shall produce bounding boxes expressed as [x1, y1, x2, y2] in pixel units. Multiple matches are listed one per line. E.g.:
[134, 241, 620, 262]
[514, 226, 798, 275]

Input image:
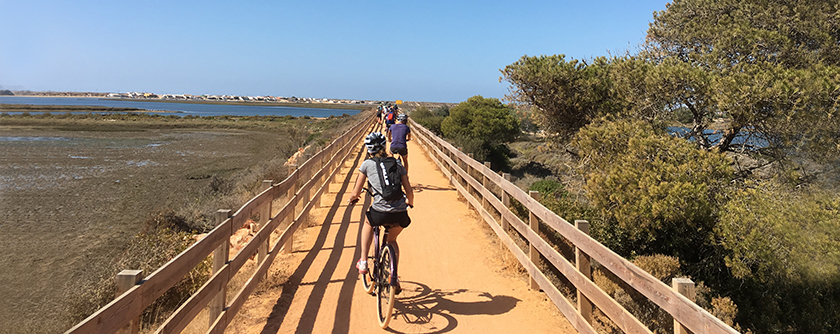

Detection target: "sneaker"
[356, 259, 368, 275]
[391, 276, 402, 295]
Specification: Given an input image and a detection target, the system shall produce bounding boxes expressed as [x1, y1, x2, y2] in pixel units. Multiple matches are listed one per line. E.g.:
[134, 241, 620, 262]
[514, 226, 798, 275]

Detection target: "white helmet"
[364, 132, 387, 153]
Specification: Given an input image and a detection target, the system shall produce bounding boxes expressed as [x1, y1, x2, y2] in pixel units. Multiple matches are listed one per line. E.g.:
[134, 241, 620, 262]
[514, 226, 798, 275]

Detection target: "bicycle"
[348, 193, 411, 329]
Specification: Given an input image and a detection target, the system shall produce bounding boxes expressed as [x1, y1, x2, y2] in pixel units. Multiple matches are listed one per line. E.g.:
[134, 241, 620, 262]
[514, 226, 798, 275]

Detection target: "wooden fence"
[409, 119, 741, 334]
[65, 112, 377, 334]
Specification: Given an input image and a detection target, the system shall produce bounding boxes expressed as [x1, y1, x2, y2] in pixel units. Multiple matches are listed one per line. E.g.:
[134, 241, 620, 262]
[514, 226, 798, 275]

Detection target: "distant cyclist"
[389, 113, 411, 173]
[384, 108, 396, 133]
[348, 132, 414, 291]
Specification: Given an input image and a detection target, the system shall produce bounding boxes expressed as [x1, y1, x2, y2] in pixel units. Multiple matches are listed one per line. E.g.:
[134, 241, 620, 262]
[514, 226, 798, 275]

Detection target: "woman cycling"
[347, 132, 414, 290]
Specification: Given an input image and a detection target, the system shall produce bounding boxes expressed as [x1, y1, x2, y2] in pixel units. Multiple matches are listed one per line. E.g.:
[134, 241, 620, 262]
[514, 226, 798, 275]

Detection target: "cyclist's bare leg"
[359, 219, 374, 272]
[385, 226, 403, 283]
[400, 153, 408, 174]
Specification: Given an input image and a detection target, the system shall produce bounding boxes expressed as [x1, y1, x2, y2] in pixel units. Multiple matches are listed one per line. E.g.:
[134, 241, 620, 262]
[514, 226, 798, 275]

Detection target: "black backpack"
[369, 157, 404, 201]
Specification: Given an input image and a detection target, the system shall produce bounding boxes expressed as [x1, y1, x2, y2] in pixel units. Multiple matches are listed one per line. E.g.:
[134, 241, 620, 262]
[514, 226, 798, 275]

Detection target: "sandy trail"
[226, 132, 574, 333]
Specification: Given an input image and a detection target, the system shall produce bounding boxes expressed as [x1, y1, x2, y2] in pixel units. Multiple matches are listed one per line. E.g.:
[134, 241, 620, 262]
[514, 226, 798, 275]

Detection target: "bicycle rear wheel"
[360, 257, 375, 295]
[376, 245, 396, 328]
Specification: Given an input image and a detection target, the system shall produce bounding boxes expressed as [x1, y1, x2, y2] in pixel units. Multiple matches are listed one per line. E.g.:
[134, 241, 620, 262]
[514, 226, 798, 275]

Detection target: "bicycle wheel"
[376, 245, 396, 328]
[360, 257, 375, 295]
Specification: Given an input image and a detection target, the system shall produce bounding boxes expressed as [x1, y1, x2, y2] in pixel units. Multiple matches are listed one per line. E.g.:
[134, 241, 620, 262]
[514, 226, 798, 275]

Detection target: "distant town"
[0, 89, 381, 106]
[107, 92, 378, 105]
[0, 89, 457, 109]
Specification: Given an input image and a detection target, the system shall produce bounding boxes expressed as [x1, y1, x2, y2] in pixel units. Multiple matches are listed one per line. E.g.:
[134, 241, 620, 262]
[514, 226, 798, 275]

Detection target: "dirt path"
[226, 134, 575, 333]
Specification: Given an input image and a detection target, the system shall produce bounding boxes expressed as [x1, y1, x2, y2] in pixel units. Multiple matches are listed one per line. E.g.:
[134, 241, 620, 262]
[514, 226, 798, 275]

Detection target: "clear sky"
[0, 0, 669, 103]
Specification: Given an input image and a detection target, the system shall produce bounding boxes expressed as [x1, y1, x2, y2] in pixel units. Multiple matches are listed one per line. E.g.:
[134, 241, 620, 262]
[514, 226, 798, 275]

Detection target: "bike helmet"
[364, 132, 387, 153]
[396, 113, 408, 122]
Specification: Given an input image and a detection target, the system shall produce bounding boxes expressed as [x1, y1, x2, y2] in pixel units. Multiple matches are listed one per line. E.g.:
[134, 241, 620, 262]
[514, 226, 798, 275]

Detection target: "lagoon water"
[0, 96, 362, 117]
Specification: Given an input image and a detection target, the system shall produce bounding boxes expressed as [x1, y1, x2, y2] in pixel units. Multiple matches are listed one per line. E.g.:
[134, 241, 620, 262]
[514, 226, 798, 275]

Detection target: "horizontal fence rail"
[408, 119, 740, 334]
[66, 112, 377, 334]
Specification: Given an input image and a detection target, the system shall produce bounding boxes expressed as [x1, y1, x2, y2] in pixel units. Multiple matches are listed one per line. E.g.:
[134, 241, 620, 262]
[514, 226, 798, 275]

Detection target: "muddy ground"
[0, 116, 343, 333]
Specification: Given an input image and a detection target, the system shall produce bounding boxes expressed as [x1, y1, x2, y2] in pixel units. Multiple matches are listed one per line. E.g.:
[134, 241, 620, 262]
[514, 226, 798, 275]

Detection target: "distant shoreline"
[111, 98, 370, 110]
[3, 95, 370, 111]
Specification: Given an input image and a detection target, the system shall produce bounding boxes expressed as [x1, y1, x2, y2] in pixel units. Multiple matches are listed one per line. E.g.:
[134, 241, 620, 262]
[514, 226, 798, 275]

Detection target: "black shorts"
[366, 208, 411, 228]
[390, 145, 408, 156]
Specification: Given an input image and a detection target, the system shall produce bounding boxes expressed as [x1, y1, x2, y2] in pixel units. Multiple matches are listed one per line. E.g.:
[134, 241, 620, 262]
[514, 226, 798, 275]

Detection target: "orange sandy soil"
[223, 134, 575, 333]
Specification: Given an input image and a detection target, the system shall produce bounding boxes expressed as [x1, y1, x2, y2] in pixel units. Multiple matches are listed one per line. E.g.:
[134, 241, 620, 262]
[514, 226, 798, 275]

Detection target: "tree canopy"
[643, 0, 840, 160]
[439, 96, 520, 169]
[441, 95, 519, 144]
[501, 55, 620, 138]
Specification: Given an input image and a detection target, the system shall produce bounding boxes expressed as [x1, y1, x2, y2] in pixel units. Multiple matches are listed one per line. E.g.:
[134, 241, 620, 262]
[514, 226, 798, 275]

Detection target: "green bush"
[411, 106, 445, 135]
[529, 179, 564, 196]
[431, 105, 450, 117]
[716, 182, 840, 332]
[573, 118, 733, 258]
[441, 96, 520, 170]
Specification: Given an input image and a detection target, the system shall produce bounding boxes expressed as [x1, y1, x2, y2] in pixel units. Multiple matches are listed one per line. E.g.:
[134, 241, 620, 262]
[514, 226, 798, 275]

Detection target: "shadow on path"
[385, 281, 521, 334]
[411, 183, 455, 193]
[259, 146, 364, 334]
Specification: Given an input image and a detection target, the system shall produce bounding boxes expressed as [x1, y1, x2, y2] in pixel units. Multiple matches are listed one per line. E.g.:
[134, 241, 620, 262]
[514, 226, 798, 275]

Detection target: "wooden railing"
[66, 112, 377, 334]
[409, 119, 740, 334]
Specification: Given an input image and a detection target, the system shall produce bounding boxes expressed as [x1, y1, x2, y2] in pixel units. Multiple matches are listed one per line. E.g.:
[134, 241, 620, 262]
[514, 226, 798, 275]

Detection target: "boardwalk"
[226, 132, 574, 333]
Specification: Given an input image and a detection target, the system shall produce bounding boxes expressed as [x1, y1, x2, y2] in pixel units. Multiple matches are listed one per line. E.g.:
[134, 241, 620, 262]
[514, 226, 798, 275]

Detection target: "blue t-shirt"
[389, 123, 410, 148]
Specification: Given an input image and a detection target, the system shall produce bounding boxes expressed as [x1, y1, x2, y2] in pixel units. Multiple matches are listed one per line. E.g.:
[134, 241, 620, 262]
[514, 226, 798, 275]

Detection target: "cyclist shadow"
[411, 183, 455, 193]
[386, 281, 520, 334]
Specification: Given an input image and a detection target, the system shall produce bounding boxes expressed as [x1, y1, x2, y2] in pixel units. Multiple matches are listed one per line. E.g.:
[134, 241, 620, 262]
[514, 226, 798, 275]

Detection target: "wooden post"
[575, 220, 593, 324]
[482, 162, 491, 213]
[529, 190, 541, 291]
[257, 180, 272, 273]
[210, 209, 231, 328]
[501, 173, 511, 232]
[282, 194, 296, 255]
[287, 163, 297, 180]
[673, 278, 696, 334]
[115, 270, 143, 334]
[287, 165, 297, 202]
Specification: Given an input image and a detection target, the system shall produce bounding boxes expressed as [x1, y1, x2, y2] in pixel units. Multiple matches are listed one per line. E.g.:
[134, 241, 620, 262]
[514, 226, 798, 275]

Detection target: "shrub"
[441, 96, 520, 170]
[529, 179, 564, 196]
[573, 118, 733, 257]
[412, 106, 445, 135]
[431, 105, 450, 117]
[716, 182, 840, 332]
[65, 209, 211, 329]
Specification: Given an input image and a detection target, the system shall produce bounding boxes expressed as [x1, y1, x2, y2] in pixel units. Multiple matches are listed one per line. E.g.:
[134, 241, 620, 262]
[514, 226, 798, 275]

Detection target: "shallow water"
[0, 96, 362, 117]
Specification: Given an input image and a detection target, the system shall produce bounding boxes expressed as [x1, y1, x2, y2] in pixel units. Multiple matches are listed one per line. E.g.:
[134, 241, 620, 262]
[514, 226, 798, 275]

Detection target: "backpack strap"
[369, 157, 387, 198]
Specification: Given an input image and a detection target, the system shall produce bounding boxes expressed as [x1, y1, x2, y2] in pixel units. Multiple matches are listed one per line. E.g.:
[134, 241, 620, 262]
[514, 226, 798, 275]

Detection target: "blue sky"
[0, 1, 669, 103]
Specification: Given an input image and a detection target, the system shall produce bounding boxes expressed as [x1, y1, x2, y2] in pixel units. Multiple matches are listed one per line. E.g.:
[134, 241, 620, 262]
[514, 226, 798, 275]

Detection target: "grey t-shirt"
[359, 158, 408, 212]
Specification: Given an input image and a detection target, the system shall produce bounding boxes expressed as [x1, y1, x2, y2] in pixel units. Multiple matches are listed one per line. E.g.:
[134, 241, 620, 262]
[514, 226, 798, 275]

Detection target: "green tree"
[643, 0, 840, 163]
[501, 55, 622, 137]
[440, 96, 520, 168]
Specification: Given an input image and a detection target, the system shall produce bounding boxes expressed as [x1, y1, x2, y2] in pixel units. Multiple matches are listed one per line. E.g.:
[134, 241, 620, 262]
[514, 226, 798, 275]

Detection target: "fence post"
[282, 188, 297, 255]
[673, 278, 696, 334]
[210, 209, 231, 328]
[257, 180, 272, 277]
[501, 173, 511, 232]
[575, 220, 593, 324]
[529, 190, 541, 291]
[481, 162, 491, 213]
[115, 270, 143, 334]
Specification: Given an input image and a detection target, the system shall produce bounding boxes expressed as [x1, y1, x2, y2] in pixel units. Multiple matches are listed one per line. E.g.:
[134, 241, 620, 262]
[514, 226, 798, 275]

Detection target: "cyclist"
[384, 107, 396, 134]
[389, 113, 411, 173]
[348, 132, 414, 292]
